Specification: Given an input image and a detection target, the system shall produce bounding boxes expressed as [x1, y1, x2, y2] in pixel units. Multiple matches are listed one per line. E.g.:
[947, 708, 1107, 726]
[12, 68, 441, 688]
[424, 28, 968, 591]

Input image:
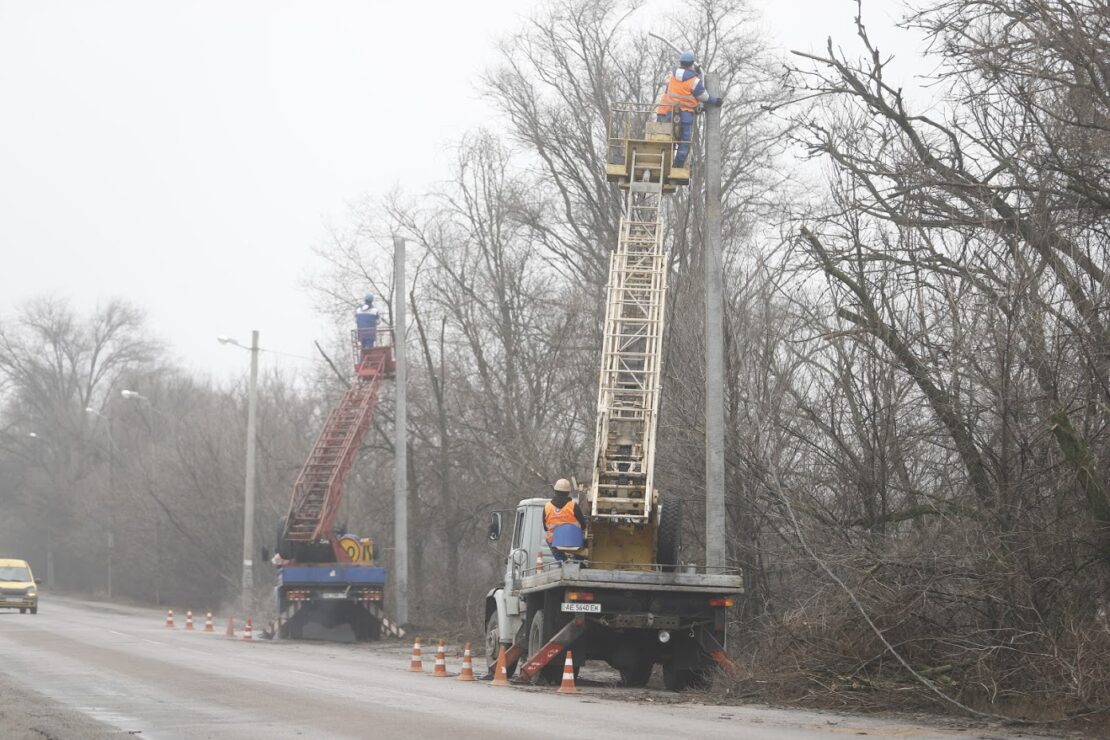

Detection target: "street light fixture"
[120, 389, 147, 401]
[218, 331, 260, 609]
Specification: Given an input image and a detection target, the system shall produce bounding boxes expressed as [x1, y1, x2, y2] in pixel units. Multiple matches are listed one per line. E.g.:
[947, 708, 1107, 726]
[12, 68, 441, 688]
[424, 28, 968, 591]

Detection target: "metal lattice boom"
[590, 116, 673, 523]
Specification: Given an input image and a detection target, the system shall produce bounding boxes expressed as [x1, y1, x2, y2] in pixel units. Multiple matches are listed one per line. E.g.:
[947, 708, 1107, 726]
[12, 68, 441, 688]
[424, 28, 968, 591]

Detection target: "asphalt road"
[0, 596, 1024, 739]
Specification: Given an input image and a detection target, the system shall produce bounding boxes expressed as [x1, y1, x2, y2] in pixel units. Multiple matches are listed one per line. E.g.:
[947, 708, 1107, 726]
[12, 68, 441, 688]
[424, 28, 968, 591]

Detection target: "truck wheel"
[656, 495, 683, 569]
[29, 606, 37, 615]
[619, 659, 654, 687]
[485, 612, 517, 679]
[663, 664, 709, 691]
[527, 611, 563, 684]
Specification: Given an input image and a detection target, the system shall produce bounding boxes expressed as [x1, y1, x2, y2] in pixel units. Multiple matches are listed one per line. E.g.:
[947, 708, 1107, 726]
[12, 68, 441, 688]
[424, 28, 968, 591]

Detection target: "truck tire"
[485, 612, 517, 679]
[656, 495, 683, 569]
[527, 611, 563, 685]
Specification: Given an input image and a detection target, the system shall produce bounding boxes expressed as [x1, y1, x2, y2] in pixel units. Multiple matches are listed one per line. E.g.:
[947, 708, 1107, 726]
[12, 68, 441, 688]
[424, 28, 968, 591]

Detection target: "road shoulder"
[0, 668, 118, 740]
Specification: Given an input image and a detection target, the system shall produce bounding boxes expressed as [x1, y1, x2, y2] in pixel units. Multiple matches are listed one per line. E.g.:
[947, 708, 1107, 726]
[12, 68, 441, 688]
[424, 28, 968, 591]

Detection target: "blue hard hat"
[679, 50, 695, 64]
[363, 292, 374, 306]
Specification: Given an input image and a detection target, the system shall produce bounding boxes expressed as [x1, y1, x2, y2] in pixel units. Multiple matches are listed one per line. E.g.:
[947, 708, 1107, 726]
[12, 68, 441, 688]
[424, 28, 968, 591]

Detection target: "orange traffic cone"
[408, 637, 423, 672]
[557, 651, 577, 694]
[225, 617, 236, 638]
[185, 610, 194, 630]
[243, 617, 253, 641]
[204, 612, 215, 633]
[457, 642, 476, 681]
[535, 551, 544, 572]
[431, 640, 449, 677]
[491, 645, 510, 687]
[164, 609, 175, 628]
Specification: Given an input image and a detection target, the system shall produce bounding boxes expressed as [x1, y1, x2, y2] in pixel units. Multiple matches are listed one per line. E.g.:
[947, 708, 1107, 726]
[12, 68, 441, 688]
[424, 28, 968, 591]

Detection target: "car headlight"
[24, 587, 36, 596]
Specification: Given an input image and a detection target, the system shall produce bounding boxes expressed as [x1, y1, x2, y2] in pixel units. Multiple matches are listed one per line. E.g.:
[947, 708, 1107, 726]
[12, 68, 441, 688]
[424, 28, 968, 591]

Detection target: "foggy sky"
[0, 0, 921, 382]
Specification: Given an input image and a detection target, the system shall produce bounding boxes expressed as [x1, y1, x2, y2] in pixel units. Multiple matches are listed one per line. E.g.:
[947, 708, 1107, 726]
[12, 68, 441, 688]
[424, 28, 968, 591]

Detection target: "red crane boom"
[281, 331, 394, 562]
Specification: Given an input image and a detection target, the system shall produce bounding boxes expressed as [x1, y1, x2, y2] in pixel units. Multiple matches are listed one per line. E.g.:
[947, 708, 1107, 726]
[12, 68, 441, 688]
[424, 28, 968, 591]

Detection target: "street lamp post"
[85, 406, 116, 599]
[218, 332, 260, 609]
[120, 389, 167, 603]
[26, 432, 55, 588]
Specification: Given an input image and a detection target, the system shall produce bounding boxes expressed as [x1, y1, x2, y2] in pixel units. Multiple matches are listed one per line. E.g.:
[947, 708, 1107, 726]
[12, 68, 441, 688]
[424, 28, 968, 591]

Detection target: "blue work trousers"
[657, 110, 694, 167]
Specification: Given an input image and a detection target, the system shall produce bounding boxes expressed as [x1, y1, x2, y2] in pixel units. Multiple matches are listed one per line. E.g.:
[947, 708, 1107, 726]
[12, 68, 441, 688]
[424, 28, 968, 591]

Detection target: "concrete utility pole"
[393, 237, 409, 625]
[241, 330, 260, 607]
[704, 73, 727, 573]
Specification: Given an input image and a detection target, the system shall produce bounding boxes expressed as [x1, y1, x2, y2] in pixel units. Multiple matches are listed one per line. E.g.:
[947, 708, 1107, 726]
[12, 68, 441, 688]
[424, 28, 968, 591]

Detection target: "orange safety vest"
[544, 499, 581, 530]
[657, 70, 700, 114]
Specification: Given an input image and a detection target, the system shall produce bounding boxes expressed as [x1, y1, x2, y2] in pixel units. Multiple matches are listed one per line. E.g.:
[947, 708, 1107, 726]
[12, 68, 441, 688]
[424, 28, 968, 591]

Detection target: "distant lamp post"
[120, 389, 146, 401]
[218, 331, 260, 609]
[85, 406, 117, 599]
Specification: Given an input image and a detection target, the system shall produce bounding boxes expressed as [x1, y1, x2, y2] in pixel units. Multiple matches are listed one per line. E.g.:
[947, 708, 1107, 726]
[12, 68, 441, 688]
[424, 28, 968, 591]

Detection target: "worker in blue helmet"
[355, 292, 380, 350]
[656, 50, 723, 168]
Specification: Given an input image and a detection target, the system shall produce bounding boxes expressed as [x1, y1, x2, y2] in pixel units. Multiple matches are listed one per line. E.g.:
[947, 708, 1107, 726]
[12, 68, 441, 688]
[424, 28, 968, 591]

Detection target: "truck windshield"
[0, 566, 31, 581]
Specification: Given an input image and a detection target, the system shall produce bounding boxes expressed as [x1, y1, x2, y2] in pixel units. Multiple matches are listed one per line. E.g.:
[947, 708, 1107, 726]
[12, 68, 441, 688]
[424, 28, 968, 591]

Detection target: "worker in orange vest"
[656, 50, 723, 168]
[544, 479, 586, 562]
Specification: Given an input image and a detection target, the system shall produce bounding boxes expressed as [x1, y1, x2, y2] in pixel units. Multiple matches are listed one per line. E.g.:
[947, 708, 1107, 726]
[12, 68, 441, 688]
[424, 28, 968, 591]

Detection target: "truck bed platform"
[279, 565, 386, 586]
[520, 561, 743, 594]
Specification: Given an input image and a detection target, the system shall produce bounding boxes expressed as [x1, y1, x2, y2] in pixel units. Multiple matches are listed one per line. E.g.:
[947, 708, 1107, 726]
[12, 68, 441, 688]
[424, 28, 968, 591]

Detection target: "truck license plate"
[561, 602, 600, 613]
[319, 592, 346, 599]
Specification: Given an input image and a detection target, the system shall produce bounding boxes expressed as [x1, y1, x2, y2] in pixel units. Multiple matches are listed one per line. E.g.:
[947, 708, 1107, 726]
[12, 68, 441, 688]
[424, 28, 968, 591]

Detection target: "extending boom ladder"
[590, 104, 688, 526]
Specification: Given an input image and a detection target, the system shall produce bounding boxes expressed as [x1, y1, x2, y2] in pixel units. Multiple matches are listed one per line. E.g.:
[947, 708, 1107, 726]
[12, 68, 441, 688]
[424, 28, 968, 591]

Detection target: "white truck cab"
[485, 498, 550, 652]
[484, 496, 743, 689]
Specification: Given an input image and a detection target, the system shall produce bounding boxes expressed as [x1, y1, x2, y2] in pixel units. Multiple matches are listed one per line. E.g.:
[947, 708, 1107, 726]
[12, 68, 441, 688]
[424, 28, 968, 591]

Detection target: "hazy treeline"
[1, 0, 1106, 720]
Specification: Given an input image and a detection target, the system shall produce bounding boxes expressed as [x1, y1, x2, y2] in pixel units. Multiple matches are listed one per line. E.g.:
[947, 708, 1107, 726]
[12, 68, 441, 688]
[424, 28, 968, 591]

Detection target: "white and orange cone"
[185, 610, 194, 631]
[243, 617, 253, 641]
[408, 637, 423, 672]
[431, 640, 449, 677]
[491, 645, 510, 687]
[535, 551, 544, 572]
[557, 651, 577, 694]
[204, 612, 215, 633]
[164, 609, 175, 628]
[225, 617, 236, 638]
[457, 642, 476, 681]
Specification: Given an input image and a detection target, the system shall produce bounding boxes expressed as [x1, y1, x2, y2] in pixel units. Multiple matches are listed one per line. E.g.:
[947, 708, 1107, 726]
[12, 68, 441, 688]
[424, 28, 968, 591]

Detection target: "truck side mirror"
[488, 512, 503, 541]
